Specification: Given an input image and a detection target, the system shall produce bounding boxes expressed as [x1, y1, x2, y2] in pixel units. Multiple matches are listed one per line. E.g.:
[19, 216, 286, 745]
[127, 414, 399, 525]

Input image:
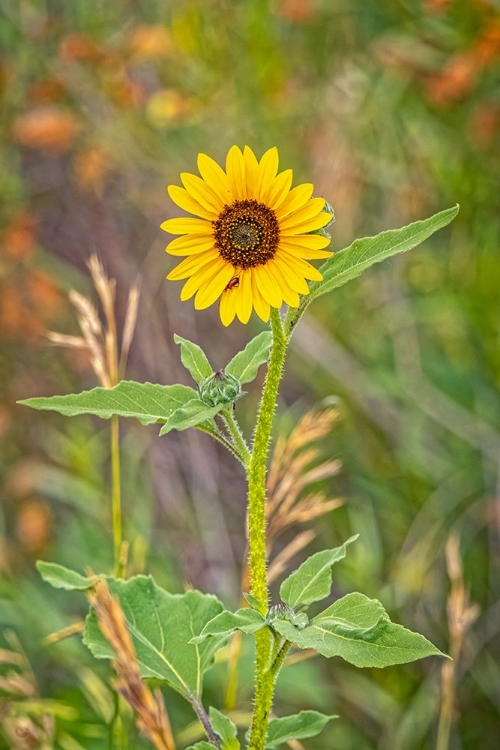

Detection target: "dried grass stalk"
[87, 580, 175, 750]
[437, 533, 480, 750]
[265, 402, 343, 572]
[48, 254, 139, 388]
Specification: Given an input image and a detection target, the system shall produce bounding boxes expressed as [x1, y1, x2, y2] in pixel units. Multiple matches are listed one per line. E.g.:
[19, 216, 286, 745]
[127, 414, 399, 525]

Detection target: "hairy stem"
[196, 423, 246, 465]
[249, 638, 292, 750]
[222, 408, 251, 467]
[247, 308, 288, 750]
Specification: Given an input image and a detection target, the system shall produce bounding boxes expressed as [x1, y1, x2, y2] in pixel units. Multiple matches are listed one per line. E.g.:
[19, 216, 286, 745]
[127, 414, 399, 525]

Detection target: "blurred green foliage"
[1, 0, 499, 748]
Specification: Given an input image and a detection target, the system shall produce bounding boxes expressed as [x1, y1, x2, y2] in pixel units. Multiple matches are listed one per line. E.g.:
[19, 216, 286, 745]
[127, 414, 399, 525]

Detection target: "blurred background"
[1, 0, 499, 748]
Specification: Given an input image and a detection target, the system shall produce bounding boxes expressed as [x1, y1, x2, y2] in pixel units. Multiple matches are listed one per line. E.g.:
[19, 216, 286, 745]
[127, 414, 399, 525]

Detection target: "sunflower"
[162, 145, 333, 326]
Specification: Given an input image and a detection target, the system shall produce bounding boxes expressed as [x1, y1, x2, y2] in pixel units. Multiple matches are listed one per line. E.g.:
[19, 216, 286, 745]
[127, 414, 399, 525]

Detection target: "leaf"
[159, 399, 225, 435]
[191, 608, 266, 644]
[225, 331, 272, 384]
[266, 711, 336, 748]
[186, 743, 217, 750]
[272, 592, 446, 668]
[309, 206, 459, 303]
[243, 592, 266, 613]
[209, 707, 240, 749]
[84, 576, 224, 698]
[37, 561, 93, 591]
[280, 535, 358, 609]
[174, 334, 212, 384]
[19, 381, 197, 428]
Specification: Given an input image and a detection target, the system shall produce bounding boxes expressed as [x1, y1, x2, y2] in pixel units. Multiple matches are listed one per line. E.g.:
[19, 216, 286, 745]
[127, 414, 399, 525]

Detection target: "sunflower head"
[162, 146, 333, 326]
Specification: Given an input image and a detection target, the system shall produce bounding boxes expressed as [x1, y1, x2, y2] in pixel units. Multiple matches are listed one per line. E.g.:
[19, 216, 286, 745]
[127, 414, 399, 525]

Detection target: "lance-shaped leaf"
[192, 608, 266, 644]
[272, 592, 445, 668]
[225, 331, 272, 384]
[310, 205, 459, 302]
[287, 206, 459, 331]
[266, 711, 336, 748]
[84, 576, 224, 699]
[19, 381, 197, 427]
[159, 399, 225, 435]
[280, 535, 358, 609]
[37, 561, 94, 591]
[209, 707, 240, 750]
[174, 334, 213, 384]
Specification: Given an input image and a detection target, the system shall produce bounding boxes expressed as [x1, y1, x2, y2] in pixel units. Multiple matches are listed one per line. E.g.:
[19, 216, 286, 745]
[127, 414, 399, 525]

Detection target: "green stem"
[249, 638, 291, 750]
[247, 308, 288, 750]
[222, 408, 251, 467]
[111, 415, 123, 577]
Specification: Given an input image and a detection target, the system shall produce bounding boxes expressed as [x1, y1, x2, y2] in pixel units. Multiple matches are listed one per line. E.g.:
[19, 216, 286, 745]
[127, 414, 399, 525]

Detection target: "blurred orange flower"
[0, 272, 63, 339]
[16, 499, 53, 554]
[275, 0, 318, 22]
[3, 212, 37, 260]
[425, 18, 500, 106]
[12, 106, 80, 152]
[27, 77, 67, 106]
[59, 33, 104, 64]
[73, 147, 111, 192]
[129, 25, 172, 58]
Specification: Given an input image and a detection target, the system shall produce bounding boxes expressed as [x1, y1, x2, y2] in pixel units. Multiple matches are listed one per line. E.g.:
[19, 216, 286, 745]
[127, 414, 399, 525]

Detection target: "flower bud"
[199, 369, 242, 407]
[310, 199, 335, 240]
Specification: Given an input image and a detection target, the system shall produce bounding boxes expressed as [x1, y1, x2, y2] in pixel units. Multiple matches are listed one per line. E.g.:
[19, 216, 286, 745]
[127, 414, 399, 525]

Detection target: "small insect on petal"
[225, 276, 240, 291]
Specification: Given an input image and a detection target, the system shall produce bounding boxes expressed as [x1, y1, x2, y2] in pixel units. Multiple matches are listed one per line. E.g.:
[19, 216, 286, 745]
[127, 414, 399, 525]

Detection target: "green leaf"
[272, 592, 445, 668]
[159, 399, 225, 435]
[192, 608, 266, 644]
[37, 561, 93, 591]
[310, 206, 459, 303]
[186, 743, 217, 750]
[174, 334, 213, 384]
[84, 576, 224, 698]
[225, 331, 272, 384]
[280, 535, 358, 609]
[243, 592, 266, 613]
[19, 381, 197, 428]
[209, 707, 240, 749]
[266, 711, 336, 748]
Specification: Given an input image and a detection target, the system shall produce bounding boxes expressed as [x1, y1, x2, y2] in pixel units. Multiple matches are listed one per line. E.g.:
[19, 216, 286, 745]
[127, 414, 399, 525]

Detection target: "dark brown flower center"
[213, 199, 280, 269]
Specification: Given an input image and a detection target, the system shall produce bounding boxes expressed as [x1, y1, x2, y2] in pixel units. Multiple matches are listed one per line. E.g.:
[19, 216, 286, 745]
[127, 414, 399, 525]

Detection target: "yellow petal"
[180, 172, 224, 213]
[278, 249, 324, 281]
[250, 269, 270, 322]
[280, 233, 332, 250]
[257, 147, 279, 202]
[266, 260, 300, 308]
[281, 212, 332, 235]
[167, 185, 216, 220]
[254, 264, 282, 307]
[264, 169, 293, 210]
[194, 264, 234, 309]
[226, 145, 245, 200]
[275, 183, 314, 219]
[273, 253, 310, 295]
[180, 257, 226, 301]
[220, 287, 237, 326]
[167, 248, 220, 281]
[279, 240, 332, 260]
[166, 234, 215, 256]
[197, 153, 231, 203]
[161, 217, 213, 235]
[279, 197, 326, 230]
[243, 146, 259, 198]
[235, 269, 253, 324]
